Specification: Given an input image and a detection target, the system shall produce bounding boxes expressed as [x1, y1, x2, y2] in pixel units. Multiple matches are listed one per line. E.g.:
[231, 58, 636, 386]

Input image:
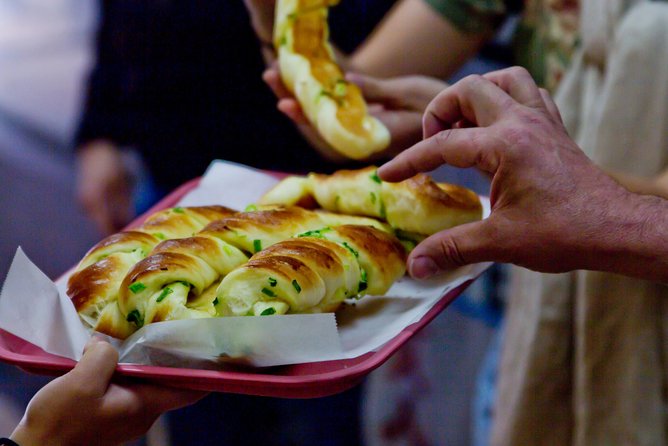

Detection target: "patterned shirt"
[424, 0, 580, 92]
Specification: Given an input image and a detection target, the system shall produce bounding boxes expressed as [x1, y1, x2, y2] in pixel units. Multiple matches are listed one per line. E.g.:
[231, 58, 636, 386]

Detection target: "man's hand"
[11, 338, 206, 446]
[76, 140, 134, 235]
[263, 66, 442, 160]
[379, 67, 645, 279]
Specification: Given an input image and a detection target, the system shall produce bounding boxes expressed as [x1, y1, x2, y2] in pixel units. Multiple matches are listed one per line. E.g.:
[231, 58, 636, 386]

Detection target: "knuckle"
[438, 237, 466, 267]
[434, 129, 454, 145]
[505, 66, 531, 80]
[461, 74, 485, 87]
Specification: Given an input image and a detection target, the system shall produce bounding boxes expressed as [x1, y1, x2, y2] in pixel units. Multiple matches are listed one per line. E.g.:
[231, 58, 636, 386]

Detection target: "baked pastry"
[274, 0, 390, 159]
[258, 166, 483, 236]
[96, 207, 392, 337]
[215, 224, 406, 317]
[67, 205, 237, 338]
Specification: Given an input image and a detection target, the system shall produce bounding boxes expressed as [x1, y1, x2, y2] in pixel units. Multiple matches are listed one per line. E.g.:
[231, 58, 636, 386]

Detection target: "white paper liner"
[0, 160, 491, 368]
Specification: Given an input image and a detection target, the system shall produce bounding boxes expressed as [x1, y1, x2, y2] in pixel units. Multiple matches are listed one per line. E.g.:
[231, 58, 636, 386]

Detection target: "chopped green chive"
[172, 207, 184, 214]
[279, 35, 287, 46]
[126, 309, 144, 327]
[370, 171, 382, 184]
[268, 277, 277, 287]
[212, 297, 219, 306]
[261, 287, 276, 298]
[129, 282, 146, 294]
[297, 227, 332, 238]
[253, 239, 262, 253]
[342, 242, 359, 258]
[370, 192, 377, 204]
[358, 269, 368, 293]
[152, 232, 166, 240]
[156, 287, 173, 302]
[292, 280, 302, 293]
[175, 281, 192, 288]
[334, 80, 348, 97]
[260, 307, 276, 316]
[245, 204, 258, 212]
[379, 201, 387, 219]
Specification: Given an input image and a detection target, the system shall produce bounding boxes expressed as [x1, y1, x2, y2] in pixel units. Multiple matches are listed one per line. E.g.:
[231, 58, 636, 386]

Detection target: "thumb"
[67, 339, 119, 396]
[407, 221, 495, 278]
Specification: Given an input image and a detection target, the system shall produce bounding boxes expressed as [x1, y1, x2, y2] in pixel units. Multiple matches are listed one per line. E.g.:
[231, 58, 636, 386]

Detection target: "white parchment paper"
[0, 160, 491, 368]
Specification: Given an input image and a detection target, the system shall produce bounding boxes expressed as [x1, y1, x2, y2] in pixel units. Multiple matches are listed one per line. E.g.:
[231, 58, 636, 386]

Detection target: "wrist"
[586, 189, 668, 282]
[10, 422, 48, 446]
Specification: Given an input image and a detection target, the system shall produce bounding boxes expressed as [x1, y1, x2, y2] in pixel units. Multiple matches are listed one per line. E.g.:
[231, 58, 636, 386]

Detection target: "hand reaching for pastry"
[379, 67, 668, 282]
[263, 65, 442, 161]
[10, 338, 206, 446]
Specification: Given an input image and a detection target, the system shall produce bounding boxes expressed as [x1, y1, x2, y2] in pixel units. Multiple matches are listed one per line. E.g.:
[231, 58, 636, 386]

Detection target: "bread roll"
[106, 206, 385, 334]
[67, 205, 237, 336]
[258, 166, 482, 236]
[215, 224, 406, 316]
[274, 0, 389, 159]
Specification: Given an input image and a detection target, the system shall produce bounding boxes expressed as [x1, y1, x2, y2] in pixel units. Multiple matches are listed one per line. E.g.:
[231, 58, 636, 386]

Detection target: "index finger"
[422, 74, 514, 139]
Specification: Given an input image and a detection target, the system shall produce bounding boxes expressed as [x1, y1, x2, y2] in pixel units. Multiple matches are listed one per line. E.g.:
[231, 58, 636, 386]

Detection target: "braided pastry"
[215, 224, 406, 317]
[67, 205, 237, 338]
[109, 207, 392, 337]
[258, 166, 483, 237]
[274, 0, 390, 159]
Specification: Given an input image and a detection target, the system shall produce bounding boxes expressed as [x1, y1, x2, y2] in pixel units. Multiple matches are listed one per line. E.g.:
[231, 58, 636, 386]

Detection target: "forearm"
[581, 191, 668, 282]
[349, 0, 489, 78]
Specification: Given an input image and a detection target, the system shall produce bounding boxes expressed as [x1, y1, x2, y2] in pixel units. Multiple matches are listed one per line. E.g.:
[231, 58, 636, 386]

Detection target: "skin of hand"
[76, 140, 134, 236]
[379, 67, 668, 282]
[10, 338, 207, 446]
[263, 65, 444, 160]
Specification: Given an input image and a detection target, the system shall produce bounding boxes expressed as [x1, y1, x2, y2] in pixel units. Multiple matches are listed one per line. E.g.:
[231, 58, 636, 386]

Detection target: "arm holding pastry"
[379, 67, 668, 283]
[9, 338, 205, 446]
[246, 0, 500, 161]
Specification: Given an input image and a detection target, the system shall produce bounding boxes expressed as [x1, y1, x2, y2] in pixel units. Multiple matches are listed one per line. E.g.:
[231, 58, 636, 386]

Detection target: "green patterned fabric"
[425, 0, 580, 92]
[424, 0, 506, 33]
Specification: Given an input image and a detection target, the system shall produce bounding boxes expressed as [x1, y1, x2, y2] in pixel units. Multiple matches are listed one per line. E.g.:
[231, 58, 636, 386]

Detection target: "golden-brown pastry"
[71, 204, 408, 339]
[118, 235, 248, 328]
[67, 205, 237, 337]
[274, 0, 390, 159]
[215, 225, 406, 316]
[258, 166, 482, 236]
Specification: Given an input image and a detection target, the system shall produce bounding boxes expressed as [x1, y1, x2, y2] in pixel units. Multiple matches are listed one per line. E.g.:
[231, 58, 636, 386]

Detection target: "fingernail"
[409, 256, 439, 279]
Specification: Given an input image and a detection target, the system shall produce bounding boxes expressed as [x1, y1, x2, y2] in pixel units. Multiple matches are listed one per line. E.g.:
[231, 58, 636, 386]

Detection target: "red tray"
[0, 175, 479, 399]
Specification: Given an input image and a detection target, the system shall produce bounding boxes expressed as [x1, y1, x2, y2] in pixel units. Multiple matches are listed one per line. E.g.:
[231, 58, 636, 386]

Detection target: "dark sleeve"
[75, 0, 145, 147]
